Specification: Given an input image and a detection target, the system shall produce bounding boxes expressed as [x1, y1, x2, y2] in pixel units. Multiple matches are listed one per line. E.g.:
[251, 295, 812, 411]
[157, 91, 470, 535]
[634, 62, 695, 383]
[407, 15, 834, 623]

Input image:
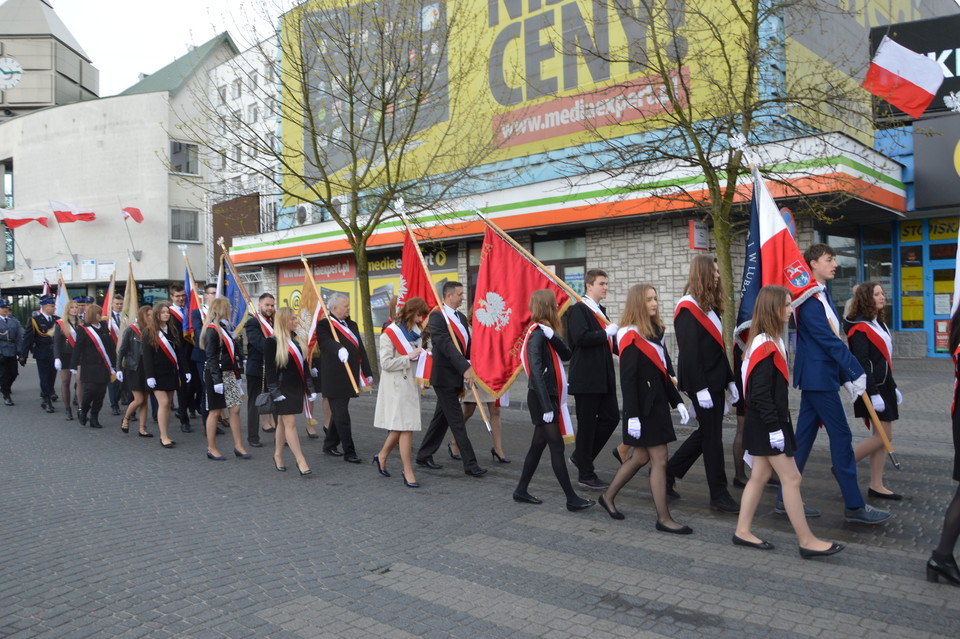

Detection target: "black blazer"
[744, 354, 791, 434]
[567, 301, 616, 395]
[264, 336, 316, 403]
[620, 332, 682, 429]
[117, 326, 143, 371]
[845, 318, 896, 397]
[674, 305, 734, 396]
[244, 315, 273, 377]
[69, 322, 116, 384]
[53, 319, 79, 363]
[427, 308, 471, 390]
[317, 316, 371, 399]
[142, 329, 187, 388]
[526, 326, 572, 410]
[202, 323, 242, 385]
[190, 308, 206, 363]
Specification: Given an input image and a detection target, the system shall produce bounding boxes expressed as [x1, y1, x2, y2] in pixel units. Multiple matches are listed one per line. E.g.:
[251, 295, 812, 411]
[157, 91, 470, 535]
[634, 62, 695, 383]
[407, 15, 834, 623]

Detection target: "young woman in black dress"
[142, 301, 189, 448]
[265, 307, 317, 476]
[69, 304, 116, 430]
[927, 305, 960, 586]
[53, 299, 82, 421]
[599, 284, 691, 533]
[203, 297, 248, 461]
[117, 305, 152, 436]
[733, 286, 842, 557]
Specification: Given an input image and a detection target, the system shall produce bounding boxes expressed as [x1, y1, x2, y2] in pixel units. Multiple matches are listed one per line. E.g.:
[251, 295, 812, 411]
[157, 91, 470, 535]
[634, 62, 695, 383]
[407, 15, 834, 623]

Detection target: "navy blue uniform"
[21, 311, 59, 408]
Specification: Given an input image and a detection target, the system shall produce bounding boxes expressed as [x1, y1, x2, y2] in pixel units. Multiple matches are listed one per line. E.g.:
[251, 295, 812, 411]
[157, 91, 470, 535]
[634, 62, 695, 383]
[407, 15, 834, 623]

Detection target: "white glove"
[844, 373, 867, 401]
[627, 417, 642, 438]
[337, 347, 349, 363]
[311, 367, 318, 377]
[895, 388, 902, 405]
[604, 323, 619, 337]
[185, 373, 192, 384]
[147, 377, 157, 389]
[727, 382, 739, 405]
[69, 369, 78, 375]
[214, 382, 224, 394]
[540, 325, 554, 340]
[542, 411, 554, 423]
[676, 403, 689, 424]
[743, 451, 754, 469]
[239, 382, 245, 397]
[870, 394, 886, 414]
[696, 388, 713, 409]
[116, 371, 124, 382]
[274, 394, 286, 401]
[366, 376, 373, 384]
[54, 358, 62, 371]
[308, 393, 317, 402]
[769, 429, 786, 451]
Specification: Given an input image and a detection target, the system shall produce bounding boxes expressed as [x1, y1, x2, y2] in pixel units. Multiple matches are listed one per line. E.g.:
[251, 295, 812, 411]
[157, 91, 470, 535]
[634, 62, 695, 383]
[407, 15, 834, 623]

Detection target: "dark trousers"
[0, 355, 18, 395]
[417, 386, 479, 472]
[571, 391, 619, 480]
[194, 359, 208, 422]
[246, 374, 265, 443]
[785, 390, 865, 510]
[324, 396, 356, 456]
[82, 381, 107, 417]
[666, 389, 729, 501]
[107, 379, 121, 410]
[36, 356, 56, 399]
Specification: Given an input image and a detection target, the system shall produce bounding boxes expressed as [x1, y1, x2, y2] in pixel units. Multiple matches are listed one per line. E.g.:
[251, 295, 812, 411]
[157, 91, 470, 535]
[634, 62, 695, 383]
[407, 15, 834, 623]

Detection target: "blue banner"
[734, 187, 761, 342]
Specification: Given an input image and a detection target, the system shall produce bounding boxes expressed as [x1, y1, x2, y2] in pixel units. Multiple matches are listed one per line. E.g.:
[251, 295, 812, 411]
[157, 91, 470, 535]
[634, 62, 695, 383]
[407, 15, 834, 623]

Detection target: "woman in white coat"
[373, 296, 429, 487]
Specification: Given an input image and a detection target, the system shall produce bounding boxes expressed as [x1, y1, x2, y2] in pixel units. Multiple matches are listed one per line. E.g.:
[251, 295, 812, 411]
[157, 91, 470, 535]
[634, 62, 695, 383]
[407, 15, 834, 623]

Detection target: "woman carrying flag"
[117, 305, 152, 437]
[69, 304, 116, 430]
[599, 284, 691, 534]
[202, 298, 249, 461]
[733, 286, 843, 558]
[53, 299, 83, 421]
[513, 289, 594, 512]
[372, 297, 429, 487]
[264, 307, 317, 476]
[142, 301, 189, 449]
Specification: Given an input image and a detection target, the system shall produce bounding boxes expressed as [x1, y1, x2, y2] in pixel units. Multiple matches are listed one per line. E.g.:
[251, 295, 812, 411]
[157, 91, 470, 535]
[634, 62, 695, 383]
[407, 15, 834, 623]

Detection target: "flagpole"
[56, 220, 76, 263]
[301, 254, 360, 395]
[118, 196, 138, 256]
[218, 240, 256, 322]
[398, 201, 491, 432]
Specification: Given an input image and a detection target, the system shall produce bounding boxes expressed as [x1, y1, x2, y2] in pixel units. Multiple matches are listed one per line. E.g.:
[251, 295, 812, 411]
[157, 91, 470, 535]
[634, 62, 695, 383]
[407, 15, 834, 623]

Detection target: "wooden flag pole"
[860, 392, 901, 470]
[398, 204, 491, 432]
[300, 254, 359, 395]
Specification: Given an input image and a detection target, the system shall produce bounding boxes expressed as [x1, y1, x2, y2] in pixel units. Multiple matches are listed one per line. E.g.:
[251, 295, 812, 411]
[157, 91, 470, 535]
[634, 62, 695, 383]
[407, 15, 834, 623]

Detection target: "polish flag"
[50, 200, 96, 223]
[1, 208, 49, 228]
[122, 207, 144, 223]
[862, 36, 944, 119]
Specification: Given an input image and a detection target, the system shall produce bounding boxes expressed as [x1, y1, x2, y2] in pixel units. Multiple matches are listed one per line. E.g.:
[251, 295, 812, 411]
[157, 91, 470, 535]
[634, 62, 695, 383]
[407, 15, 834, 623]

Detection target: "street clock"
[0, 56, 24, 89]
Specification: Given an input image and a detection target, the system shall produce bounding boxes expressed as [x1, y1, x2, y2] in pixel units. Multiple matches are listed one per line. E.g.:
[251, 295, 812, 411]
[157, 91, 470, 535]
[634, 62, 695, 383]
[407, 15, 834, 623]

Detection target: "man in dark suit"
[168, 284, 193, 431]
[244, 293, 275, 448]
[787, 243, 890, 524]
[0, 298, 23, 406]
[106, 294, 124, 415]
[567, 269, 619, 488]
[20, 294, 59, 413]
[415, 281, 486, 476]
[317, 292, 371, 463]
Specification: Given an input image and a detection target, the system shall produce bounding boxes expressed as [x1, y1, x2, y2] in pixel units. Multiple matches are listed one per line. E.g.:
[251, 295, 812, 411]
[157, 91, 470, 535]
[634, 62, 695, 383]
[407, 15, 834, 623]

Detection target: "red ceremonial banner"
[471, 226, 571, 398]
[397, 228, 440, 316]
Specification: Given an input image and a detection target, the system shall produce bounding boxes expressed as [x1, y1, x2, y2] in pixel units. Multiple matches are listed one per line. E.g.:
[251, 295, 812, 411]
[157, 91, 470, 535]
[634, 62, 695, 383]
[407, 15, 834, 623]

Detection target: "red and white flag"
[397, 228, 440, 318]
[471, 225, 572, 398]
[122, 206, 144, 223]
[50, 200, 96, 223]
[862, 36, 944, 119]
[2, 209, 49, 228]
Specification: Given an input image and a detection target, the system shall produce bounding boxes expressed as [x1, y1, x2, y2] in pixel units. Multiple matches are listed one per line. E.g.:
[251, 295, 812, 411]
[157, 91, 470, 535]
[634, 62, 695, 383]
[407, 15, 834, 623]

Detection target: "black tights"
[605, 445, 673, 524]
[515, 421, 576, 500]
[935, 484, 960, 559]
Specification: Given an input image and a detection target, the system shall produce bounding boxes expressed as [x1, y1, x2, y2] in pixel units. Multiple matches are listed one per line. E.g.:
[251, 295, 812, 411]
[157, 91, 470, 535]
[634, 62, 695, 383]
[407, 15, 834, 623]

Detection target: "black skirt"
[853, 375, 899, 423]
[744, 421, 797, 457]
[123, 365, 145, 393]
[621, 404, 677, 448]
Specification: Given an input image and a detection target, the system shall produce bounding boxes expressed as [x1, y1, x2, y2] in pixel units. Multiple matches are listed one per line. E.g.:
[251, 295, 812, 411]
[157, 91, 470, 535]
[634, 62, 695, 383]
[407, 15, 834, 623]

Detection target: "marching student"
[599, 284, 691, 533]
[733, 286, 843, 558]
[513, 289, 594, 511]
[69, 304, 116, 429]
[53, 299, 83, 421]
[666, 255, 740, 514]
[845, 281, 903, 500]
[117, 305, 152, 437]
[202, 297, 249, 461]
[142, 301, 190, 449]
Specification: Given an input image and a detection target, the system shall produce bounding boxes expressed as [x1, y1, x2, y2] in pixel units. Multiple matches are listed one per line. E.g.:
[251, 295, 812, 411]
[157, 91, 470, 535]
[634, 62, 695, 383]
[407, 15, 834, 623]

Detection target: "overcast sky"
[51, 0, 282, 96]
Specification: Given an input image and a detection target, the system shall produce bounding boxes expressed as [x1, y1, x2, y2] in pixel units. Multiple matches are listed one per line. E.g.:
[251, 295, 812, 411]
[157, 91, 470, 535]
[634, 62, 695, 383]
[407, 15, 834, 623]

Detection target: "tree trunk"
[353, 243, 380, 379]
[712, 211, 735, 367]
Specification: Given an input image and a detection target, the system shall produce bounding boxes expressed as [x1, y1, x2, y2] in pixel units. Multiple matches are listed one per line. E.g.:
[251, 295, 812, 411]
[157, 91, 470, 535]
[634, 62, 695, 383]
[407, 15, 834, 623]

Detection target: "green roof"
[120, 32, 238, 97]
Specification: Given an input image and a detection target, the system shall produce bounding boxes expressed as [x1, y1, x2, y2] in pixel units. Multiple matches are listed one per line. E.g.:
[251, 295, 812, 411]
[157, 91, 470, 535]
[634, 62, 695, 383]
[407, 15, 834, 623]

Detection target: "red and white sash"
[581, 297, 613, 352]
[208, 323, 240, 378]
[286, 338, 313, 421]
[416, 350, 433, 389]
[330, 318, 370, 389]
[520, 323, 573, 443]
[675, 295, 724, 348]
[813, 289, 841, 335]
[157, 330, 178, 368]
[442, 306, 469, 350]
[617, 326, 668, 378]
[81, 324, 116, 377]
[57, 319, 77, 347]
[383, 322, 417, 356]
[256, 313, 275, 337]
[129, 324, 142, 339]
[169, 306, 184, 326]
[846, 319, 893, 374]
[741, 334, 788, 394]
[108, 313, 120, 345]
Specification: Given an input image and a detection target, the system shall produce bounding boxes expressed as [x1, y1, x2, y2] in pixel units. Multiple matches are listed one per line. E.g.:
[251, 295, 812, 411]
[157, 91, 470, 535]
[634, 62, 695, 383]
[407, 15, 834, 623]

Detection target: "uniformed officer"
[0, 298, 23, 405]
[20, 294, 59, 412]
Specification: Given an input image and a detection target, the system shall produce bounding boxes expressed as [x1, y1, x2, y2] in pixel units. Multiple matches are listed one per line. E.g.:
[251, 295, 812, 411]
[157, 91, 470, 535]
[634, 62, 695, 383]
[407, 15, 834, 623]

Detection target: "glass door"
[928, 253, 956, 356]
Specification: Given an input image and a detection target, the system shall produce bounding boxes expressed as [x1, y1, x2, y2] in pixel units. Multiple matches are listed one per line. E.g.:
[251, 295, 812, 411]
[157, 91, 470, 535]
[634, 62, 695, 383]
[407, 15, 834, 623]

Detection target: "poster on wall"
[81, 259, 97, 280]
[57, 261, 73, 281]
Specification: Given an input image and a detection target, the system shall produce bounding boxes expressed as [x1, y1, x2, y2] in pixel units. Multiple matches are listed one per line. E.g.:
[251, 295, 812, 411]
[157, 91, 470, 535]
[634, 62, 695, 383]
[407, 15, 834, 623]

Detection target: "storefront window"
[862, 223, 892, 246]
[821, 230, 857, 320]
[899, 220, 924, 329]
[533, 233, 586, 297]
[863, 247, 895, 327]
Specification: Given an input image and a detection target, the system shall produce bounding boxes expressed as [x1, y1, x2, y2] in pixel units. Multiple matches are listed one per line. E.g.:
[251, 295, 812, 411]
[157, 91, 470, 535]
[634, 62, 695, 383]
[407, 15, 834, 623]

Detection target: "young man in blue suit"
[786, 243, 890, 524]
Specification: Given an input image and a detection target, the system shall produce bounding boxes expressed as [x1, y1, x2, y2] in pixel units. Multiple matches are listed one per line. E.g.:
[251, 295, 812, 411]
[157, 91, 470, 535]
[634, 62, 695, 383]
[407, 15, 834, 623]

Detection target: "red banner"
[470, 226, 571, 398]
[397, 228, 440, 315]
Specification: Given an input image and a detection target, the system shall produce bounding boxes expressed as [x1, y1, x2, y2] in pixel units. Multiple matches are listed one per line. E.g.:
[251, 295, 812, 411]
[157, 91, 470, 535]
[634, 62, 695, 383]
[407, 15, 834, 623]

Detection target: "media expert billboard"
[281, 0, 713, 198]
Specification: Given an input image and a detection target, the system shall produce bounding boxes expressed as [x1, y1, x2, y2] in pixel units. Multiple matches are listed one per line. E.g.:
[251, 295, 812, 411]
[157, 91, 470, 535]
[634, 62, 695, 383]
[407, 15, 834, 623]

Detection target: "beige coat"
[373, 331, 422, 431]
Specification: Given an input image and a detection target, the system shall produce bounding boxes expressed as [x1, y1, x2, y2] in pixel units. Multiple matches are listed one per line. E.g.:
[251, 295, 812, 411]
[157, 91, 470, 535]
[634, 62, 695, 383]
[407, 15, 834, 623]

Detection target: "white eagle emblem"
[396, 276, 409, 307]
[474, 292, 512, 331]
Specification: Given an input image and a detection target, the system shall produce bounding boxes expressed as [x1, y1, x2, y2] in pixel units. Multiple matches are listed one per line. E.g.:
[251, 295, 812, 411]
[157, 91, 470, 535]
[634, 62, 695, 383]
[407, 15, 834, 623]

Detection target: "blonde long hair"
[200, 297, 231, 344]
[273, 307, 296, 368]
[529, 289, 562, 336]
[619, 284, 663, 340]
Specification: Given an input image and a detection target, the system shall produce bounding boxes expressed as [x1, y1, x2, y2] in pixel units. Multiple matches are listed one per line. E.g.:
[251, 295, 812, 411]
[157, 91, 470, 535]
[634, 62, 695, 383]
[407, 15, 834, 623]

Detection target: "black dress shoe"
[710, 495, 740, 514]
[416, 458, 442, 469]
[732, 534, 774, 550]
[111, 407, 121, 416]
[732, 477, 747, 489]
[465, 467, 487, 477]
[598, 494, 624, 520]
[3, 396, 13, 406]
[448, 442, 461, 460]
[306, 431, 319, 439]
[161, 440, 177, 448]
[577, 477, 609, 489]
[868, 488, 903, 501]
[77, 409, 87, 426]
[666, 476, 680, 500]
[324, 447, 344, 457]
[180, 425, 193, 433]
[657, 521, 693, 535]
[44, 401, 55, 413]
[799, 542, 845, 558]
[566, 497, 595, 512]
[512, 492, 542, 504]
[343, 454, 362, 464]
[927, 553, 960, 586]
[248, 441, 263, 448]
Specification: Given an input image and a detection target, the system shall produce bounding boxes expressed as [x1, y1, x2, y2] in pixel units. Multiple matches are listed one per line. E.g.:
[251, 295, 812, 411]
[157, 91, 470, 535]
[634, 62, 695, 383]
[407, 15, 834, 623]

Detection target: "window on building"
[247, 104, 258, 123]
[233, 145, 242, 163]
[820, 228, 858, 321]
[170, 141, 199, 175]
[232, 79, 242, 99]
[217, 150, 227, 171]
[862, 223, 895, 327]
[533, 232, 587, 296]
[171, 208, 199, 242]
[218, 86, 227, 104]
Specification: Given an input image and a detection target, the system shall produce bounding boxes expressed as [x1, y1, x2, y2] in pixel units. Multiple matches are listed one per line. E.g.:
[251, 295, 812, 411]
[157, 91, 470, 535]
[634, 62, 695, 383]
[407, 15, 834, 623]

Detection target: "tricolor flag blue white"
[183, 264, 201, 344]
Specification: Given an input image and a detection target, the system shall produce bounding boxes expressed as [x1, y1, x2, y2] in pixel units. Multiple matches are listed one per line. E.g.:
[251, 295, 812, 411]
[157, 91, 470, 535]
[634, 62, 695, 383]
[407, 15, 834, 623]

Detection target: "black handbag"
[254, 391, 275, 415]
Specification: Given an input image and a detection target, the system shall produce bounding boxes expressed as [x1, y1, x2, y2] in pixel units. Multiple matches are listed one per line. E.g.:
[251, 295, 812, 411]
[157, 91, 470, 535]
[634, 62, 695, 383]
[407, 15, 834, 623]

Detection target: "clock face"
[0, 57, 24, 89]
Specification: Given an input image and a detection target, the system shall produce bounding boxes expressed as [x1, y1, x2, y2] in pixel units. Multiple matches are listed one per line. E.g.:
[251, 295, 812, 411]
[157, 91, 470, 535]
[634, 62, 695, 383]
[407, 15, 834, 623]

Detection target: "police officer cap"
[73, 295, 88, 303]
[0, 298, 10, 308]
[40, 294, 56, 306]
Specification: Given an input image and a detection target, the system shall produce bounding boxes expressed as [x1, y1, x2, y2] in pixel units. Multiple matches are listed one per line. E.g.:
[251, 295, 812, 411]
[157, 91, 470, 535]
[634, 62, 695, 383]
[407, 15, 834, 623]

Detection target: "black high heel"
[296, 461, 312, 476]
[234, 449, 252, 459]
[401, 472, 420, 488]
[927, 553, 960, 586]
[448, 443, 461, 460]
[491, 448, 510, 463]
[373, 455, 391, 477]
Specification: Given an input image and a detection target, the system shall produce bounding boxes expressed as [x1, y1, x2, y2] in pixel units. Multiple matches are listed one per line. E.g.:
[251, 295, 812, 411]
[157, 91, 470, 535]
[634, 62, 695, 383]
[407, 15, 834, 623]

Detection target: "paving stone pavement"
[2, 357, 959, 638]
